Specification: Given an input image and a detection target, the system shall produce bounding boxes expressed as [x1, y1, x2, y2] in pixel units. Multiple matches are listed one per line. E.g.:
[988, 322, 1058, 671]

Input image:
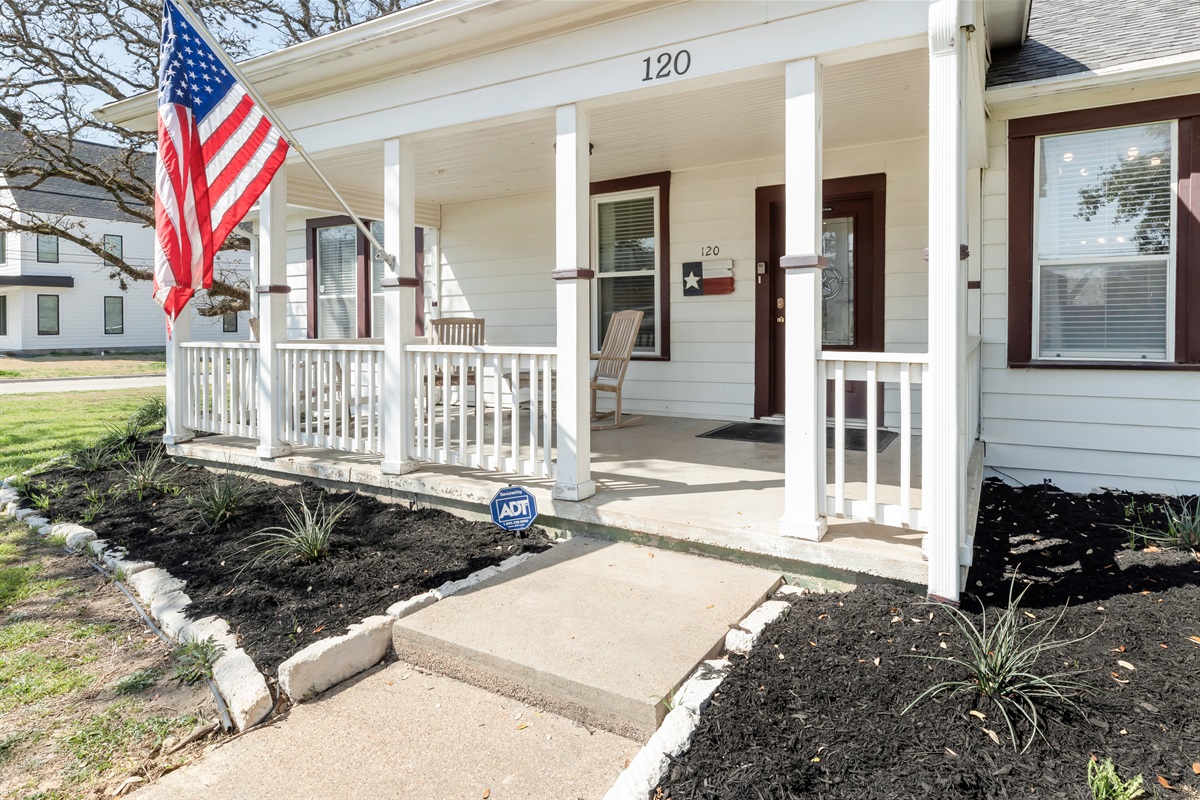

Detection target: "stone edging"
[2, 475, 547, 724]
[276, 550, 540, 701]
[0, 478, 274, 731]
[602, 584, 807, 800]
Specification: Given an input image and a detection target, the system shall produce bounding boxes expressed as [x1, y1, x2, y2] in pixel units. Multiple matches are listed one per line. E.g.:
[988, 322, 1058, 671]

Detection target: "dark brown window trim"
[590, 171, 671, 362]
[1007, 93, 1200, 367]
[305, 216, 425, 339]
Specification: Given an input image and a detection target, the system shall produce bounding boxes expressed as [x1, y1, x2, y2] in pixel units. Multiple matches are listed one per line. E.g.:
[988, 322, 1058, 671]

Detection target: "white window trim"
[589, 186, 663, 357]
[1031, 120, 1178, 362]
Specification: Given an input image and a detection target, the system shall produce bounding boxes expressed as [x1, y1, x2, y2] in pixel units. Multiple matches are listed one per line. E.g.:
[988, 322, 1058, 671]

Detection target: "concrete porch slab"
[392, 536, 782, 741]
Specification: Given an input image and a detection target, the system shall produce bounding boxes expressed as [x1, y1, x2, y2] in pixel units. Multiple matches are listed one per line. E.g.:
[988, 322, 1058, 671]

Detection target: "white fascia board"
[93, 0, 523, 129]
[287, 0, 928, 156]
[986, 51, 1200, 116]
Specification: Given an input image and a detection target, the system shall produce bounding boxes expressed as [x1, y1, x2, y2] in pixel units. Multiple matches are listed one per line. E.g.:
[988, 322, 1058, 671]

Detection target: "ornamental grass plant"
[903, 579, 1096, 752]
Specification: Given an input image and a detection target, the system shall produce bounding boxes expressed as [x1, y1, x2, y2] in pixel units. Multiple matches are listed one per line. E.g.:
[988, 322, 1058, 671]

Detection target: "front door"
[754, 174, 885, 419]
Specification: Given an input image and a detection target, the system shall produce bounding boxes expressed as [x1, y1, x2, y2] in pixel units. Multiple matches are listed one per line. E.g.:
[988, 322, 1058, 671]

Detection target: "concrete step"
[392, 536, 782, 740]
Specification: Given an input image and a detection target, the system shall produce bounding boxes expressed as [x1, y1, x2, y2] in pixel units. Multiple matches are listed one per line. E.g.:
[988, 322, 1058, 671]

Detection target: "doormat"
[697, 422, 898, 453]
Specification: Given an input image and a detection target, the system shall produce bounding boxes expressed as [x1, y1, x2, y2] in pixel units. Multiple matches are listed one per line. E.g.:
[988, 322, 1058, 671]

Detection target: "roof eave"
[986, 51, 1200, 113]
[93, 0, 513, 130]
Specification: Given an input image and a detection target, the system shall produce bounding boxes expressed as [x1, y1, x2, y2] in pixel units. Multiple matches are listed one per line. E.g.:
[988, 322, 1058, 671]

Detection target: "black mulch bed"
[658, 480, 1200, 799]
[25, 434, 551, 675]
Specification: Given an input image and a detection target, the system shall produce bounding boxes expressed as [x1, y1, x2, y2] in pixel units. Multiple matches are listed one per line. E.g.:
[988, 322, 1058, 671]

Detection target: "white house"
[96, 0, 1200, 603]
[0, 133, 251, 354]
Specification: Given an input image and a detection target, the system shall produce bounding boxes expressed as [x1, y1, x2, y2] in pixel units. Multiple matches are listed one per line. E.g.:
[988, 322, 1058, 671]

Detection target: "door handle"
[776, 316, 784, 323]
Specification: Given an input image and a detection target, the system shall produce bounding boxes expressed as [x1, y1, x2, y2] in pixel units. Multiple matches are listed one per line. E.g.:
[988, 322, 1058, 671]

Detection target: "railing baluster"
[492, 353, 502, 470]
[508, 353, 520, 474]
[866, 361, 878, 522]
[528, 354, 539, 476]
[457, 352, 468, 465]
[543, 355, 554, 478]
[440, 352, 450, 465]
[834, 360, 846, 518]
[901, 362, 913, 526]
[473, 353, 484, 469]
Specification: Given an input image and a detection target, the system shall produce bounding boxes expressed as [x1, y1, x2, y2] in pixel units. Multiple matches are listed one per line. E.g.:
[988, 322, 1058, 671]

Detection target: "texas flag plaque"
[682, 259, 734, 296]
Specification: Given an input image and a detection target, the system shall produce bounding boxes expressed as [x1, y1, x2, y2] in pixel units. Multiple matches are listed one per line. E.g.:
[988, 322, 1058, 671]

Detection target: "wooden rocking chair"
[590, 309, 644, 430]
[429, 317, 484, 407]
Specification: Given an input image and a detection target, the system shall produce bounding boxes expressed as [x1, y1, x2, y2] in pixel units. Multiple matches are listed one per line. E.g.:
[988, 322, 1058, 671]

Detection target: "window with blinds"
[316, 225, 357, 339]
[1034, 122, 1175, 360]
[593, 191, 659, 354]
[370, 220, 386, 338]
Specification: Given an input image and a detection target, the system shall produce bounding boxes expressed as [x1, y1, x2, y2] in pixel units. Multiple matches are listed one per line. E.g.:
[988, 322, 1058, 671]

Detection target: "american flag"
[154, 0, 288, 323]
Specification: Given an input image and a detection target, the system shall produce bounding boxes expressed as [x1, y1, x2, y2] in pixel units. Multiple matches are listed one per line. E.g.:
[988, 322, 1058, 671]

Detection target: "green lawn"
[0, 352, 166, 380]
[0, 388, 164, 478]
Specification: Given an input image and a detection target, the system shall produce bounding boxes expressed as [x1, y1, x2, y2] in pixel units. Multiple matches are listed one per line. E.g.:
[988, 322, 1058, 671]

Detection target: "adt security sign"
[489, 486, 538, 531]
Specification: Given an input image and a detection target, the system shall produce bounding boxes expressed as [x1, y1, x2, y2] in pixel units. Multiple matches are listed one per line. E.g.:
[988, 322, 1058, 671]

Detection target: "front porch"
[168, 413, 965, 587]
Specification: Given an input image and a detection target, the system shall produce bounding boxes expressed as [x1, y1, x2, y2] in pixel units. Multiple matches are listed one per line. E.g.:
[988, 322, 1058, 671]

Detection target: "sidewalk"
[132, 661, 638, 800]
[0, 374, 165, 394]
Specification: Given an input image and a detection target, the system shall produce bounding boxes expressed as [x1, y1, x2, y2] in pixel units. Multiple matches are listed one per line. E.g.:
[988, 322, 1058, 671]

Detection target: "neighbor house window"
[1008, 95, 1200, 367]
[0, 231, 7, 263]
[305, 216, 426, 339]
[0, 295, 7, 336]
[36, 234, 58, 263]
[222, 312, 238, 333]
[104, 296, 124, 335]
[103, 234, 123, 261]
[37, 294, 59, 335]
[590, 172, 671, 359]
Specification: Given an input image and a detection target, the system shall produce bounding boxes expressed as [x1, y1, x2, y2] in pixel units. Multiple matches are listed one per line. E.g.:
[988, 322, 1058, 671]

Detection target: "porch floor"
[171, 415, 929, 587]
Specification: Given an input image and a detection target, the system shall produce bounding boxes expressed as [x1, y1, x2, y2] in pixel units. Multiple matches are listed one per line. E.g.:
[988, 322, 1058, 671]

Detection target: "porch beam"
[925, 0, 968, 604]
[778, 57, 827, 542]
[551, 103, 596, 502]
[381, 136, 421, 475]
[255, 169, 291, 459]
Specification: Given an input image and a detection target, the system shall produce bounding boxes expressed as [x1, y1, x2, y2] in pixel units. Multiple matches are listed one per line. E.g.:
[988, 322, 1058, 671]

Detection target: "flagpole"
[168, 0, 396, 270]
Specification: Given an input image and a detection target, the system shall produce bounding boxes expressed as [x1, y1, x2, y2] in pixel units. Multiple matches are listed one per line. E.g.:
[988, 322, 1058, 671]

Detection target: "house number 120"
[641, 50, 691, 82]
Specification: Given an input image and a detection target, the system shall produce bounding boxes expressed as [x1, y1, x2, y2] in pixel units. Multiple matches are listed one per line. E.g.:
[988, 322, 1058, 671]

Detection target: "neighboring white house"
[96, 0, 1200, 602]
[0, 133, 251, 354]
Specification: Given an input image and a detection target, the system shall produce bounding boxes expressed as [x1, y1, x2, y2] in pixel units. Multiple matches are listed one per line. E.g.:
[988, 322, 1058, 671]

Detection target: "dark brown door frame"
[753, 173, 887, 418]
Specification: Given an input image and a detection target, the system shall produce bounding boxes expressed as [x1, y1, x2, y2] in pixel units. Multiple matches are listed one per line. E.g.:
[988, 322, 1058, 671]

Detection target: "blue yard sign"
[489, 486, 538, 531]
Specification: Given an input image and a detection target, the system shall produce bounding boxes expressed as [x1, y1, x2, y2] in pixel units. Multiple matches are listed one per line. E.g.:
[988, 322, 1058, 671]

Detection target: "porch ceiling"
[286, 47, 927, 213]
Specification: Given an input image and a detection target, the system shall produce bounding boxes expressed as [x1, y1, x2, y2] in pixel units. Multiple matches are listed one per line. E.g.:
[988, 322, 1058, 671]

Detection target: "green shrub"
[903, 580, 1094, 752]
[240, 492, 351, 569]
[120, 446, 180, 501]
[1087, 756, 1144, 800]
[69, 445, 113, 474]
[97, 418, 144, 453]
[188, 471, 259, 533]
[172, 638, 223, 685]
[128, 396, 167, 432]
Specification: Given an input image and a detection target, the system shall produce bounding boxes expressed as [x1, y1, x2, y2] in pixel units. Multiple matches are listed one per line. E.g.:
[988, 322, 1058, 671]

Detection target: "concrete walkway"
[394, 536, 782, 739]
[0, 374, 165, 394]
[133, 661, 638, 800]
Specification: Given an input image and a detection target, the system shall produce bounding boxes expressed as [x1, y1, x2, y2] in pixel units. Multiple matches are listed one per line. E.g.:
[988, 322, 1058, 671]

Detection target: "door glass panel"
[821, 215, 855, 347]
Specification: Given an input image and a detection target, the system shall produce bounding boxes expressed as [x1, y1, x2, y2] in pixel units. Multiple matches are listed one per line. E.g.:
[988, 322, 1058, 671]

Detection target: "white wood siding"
[4, 219, 249, 353]
[979, 117, 1200, 494]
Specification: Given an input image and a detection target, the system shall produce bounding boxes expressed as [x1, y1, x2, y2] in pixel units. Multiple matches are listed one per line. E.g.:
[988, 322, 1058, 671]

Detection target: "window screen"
[316, 225, 357, 338]
[594, 193, 658, 353]
[103, 234, 123, 261]
[37, 295, 59, 335]
[104, 296, 124, 335]
[37, 235, 58, 263]
[1035, 122, 1174, 360]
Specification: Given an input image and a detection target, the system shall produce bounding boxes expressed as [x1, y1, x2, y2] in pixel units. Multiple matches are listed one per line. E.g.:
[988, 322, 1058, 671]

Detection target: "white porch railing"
[406, 345, 557, 478]
[819, 351, 929, 531]
[277, 341, 384, 455]
[966, 335, 982, 441]
[180, 342, 259, 438]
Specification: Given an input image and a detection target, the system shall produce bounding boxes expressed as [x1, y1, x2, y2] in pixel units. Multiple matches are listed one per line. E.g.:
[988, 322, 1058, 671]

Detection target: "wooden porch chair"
[590, 309, 644, 430]
[429, 317, 484, 406]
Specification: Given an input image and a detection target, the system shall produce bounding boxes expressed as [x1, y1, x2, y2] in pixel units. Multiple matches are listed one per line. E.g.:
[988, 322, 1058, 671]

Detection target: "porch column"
[925, 0, 968, 603]
[163, 303, 194, 446]
[381, 136, 420, 475]
[256, 169, 291, 458]
[778, 57, 827, 541]
[551, 103, 596, 502]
